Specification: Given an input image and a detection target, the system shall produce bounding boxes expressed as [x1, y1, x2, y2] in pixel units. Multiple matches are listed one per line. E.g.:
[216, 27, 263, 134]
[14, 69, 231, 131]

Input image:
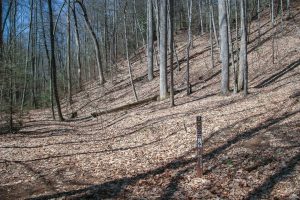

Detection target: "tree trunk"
[234, 0, 239, 93]
[271, 0, 275, 64]
[75, 0, 105, 85]
[104, 0, 108, 70]
[210, 0, 219, 49]
[198, 0, 204, 35]
[169, 0, 175, 106]
[39, 0, 55, 119]
[287, 0, 290, 18]
[186, 0, 193, 95]
[238, 0, 248, 95]
[218, 0, 229, 95]
[48, 0, 64, 121]
[159, 0, 168, 100]
[21, 0, 34, 114]
[67, 0, 72, 104]
[72, 3, 82, 90]
[124, 2, 138, 102]
[209, 3, 214, 68]
[0, 0, 2, 55]
[257, 0, 261, 45]
[154, 0, 160, 67]
[147, 0, 154, 81]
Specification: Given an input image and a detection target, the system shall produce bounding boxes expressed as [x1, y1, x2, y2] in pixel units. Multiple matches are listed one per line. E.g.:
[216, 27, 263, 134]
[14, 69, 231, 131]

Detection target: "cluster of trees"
[0, 0, 291, 128]
[147, 0, 290, 102]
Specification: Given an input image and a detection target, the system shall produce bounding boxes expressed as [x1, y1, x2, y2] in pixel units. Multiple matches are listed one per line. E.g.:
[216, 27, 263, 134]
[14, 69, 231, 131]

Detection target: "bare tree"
[0, 0, 2, 55]
[21, 0, 34, 114]
[147, 0, 154, 81]
[271, 0, 275, 64]
[257, 0, 261, 44]
[75, 0, 105, 85]
[39, 0, 55, 119]
[72, 2, 82, 90]
[48, 0, 64, 121]
[209, 1, 215, 68]
[67, 0, 72, 104]
[238, 0, 248, 95]
[169, 0, 175, 106]
[287, 0, 290, 18]
[186, 0, 193, 95]
[209, 0, 219, 48]
[218, 0, 229, 94]
[124, 1, 138, 102]
[159, 0, 168, 100]
[198, 0, 204, 35]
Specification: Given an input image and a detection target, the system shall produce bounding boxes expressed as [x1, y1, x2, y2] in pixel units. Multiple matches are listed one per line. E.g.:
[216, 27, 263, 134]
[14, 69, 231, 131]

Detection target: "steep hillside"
[0, 3, 299, 200]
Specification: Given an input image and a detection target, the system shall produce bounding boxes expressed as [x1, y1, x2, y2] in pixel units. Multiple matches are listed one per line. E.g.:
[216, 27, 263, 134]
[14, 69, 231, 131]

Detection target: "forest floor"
[1, 4, 300, 200]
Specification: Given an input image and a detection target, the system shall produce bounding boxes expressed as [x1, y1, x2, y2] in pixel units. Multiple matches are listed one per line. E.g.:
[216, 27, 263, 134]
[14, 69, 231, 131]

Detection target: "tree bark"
[209, 3, 214, 68]
[186, 0, 193, 95]
[287, 0, 290, 18]
[238, 0, 248, 95]
[159, 0, 168, 100]
[147, 0, 154, 81]
[169, 0, 175, 106]
[218, 0, 229, 95]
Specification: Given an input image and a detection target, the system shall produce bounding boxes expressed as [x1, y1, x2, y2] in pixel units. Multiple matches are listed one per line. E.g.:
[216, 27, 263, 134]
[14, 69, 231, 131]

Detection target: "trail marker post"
[196, 116, 203, 177]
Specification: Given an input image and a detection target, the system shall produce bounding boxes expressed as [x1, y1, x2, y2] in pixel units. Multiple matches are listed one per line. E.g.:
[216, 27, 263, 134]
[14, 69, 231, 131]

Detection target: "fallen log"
[91, 95, 159, 117]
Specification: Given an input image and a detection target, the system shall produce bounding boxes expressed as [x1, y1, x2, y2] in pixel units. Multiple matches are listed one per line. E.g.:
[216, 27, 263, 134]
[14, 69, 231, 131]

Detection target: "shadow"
[18, 128, 75, 138]
[176, 92, 218, 107]
[255, 59, 300, 88]
[0, 128, 178, 161]
[204, 112, 265, 144]
[0, 123, 22, 135]
[205, 109, 299, 161]
[160, 166, 193, 199]
[175, 46, 211, 66]
[246, 153, 300, 200]
[245, 157, 274, 172]
[248, 34, 272, 54]
[25, 109, 299, 199]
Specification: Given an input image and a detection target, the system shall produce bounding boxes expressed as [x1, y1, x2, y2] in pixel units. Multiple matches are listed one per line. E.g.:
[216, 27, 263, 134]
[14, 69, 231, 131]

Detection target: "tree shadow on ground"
[255, 59, 300, 88]
[245, 153, 300, 200]
[26, 109, 299, 200]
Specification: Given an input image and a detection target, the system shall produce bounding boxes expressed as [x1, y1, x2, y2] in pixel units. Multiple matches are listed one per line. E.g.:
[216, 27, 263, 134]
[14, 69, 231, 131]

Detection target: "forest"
[0, 0, 299, 199]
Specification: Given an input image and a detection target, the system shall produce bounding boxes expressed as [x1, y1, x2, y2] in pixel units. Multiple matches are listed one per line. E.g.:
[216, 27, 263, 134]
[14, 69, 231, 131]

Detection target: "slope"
[0, 3, 300, 200]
